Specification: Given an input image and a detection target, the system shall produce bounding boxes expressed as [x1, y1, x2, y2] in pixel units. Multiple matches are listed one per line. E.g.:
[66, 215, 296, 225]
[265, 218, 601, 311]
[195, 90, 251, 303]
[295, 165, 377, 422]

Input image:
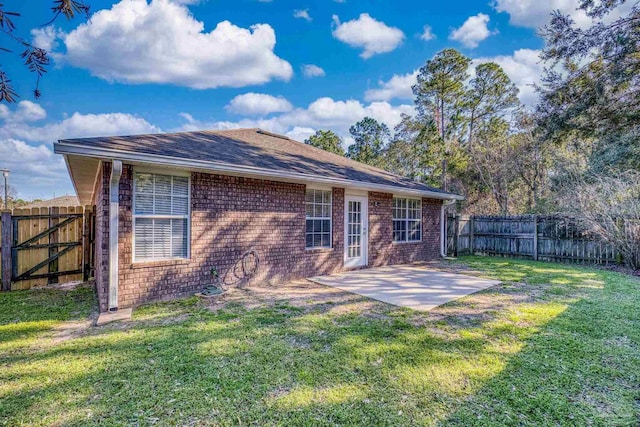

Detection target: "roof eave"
[62, 154, 84, 204]
[54, 141, 465, 201]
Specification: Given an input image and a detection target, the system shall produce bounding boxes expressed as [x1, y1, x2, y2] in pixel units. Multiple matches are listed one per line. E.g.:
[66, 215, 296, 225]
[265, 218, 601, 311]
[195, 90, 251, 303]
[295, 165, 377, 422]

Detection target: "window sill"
[392, 240, 423, 245]
[131, 258, 191, 269]
[305, 247, 334, 252]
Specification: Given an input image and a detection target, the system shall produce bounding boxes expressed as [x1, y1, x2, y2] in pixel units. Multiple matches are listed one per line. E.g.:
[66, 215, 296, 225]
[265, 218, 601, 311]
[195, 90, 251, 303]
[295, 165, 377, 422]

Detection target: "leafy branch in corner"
[0, 1, 90, 103]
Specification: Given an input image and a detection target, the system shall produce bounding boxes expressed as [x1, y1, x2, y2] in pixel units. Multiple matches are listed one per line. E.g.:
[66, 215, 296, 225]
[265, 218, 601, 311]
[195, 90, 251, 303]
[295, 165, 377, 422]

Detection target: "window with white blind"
[392, 197, 422, 242]
[305, 189, 332, 249]
[133, 172, 190, 262]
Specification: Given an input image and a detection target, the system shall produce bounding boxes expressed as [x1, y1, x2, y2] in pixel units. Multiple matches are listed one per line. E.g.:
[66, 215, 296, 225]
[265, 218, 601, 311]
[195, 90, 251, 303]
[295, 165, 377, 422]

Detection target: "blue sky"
[0, 0, 596, 200]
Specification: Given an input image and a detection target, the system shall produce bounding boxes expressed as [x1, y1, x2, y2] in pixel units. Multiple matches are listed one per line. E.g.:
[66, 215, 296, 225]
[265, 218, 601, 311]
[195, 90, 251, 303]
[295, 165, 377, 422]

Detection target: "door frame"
[343, 195, 368, 268]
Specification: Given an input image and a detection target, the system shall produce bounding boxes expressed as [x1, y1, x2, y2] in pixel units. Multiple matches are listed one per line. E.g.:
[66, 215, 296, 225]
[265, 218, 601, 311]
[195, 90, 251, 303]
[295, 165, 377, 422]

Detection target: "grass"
[1, 257, 639, 426]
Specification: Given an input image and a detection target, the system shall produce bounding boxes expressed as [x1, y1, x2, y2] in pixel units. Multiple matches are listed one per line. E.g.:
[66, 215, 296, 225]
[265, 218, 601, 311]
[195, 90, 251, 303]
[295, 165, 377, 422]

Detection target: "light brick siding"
[94, 162, 443, 311]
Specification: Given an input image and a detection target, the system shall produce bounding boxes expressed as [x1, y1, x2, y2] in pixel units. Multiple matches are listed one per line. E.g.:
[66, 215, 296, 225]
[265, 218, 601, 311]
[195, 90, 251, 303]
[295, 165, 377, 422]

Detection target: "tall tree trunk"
[440, 98, 447, 191]
[468, 109, 476, 150]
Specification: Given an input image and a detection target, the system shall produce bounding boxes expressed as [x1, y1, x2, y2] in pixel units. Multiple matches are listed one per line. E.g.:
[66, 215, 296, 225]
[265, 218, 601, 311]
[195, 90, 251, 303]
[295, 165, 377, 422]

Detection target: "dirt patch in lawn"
[199, 275, 558, 342]
[204, 260, 506, 317]
[412, 281, 547, 328]
[202, 264, 541, 331]
[417, 259, 489, 277]
[50, 319, 94, 343]
[205, 279, 387, 315]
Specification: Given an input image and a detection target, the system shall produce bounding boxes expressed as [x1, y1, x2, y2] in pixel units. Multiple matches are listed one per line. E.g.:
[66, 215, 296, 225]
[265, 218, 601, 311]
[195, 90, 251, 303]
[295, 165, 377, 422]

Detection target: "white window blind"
[134, 172, 189, 261]
[305, 189, 332, 249]
[392, 197, 421, 242]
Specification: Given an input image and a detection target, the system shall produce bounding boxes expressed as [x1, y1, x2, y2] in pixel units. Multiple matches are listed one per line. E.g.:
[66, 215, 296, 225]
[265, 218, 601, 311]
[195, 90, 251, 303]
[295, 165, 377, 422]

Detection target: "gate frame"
[0, 206, 95, 291]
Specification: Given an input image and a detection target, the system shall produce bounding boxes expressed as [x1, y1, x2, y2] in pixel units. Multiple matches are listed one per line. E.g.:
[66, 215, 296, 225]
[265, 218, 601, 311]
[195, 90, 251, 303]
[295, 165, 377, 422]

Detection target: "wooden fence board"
[447, 214, 628, 266]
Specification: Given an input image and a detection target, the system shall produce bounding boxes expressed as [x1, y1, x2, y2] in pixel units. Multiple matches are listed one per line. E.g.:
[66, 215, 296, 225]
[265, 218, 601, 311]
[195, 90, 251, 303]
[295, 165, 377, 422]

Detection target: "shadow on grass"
[438, 258, 640, 426]
[0, 286, 95, 344]
[2, 259, 640, 426]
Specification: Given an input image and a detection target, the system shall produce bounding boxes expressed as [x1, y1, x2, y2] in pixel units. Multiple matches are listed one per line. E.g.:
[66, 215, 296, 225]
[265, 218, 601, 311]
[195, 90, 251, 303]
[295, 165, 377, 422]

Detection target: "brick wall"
[368, 192, 441, 267]
[93, 162, 109, 312]
[95, 162, 443, 311]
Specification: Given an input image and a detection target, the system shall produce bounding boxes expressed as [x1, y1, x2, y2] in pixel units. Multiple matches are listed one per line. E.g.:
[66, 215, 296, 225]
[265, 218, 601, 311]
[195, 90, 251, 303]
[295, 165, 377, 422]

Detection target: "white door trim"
[344, 195, 368, 268]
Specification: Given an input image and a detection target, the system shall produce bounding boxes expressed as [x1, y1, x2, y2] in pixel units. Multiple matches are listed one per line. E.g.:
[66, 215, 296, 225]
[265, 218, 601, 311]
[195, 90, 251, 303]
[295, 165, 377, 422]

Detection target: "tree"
[511, 113, 551, 212]
[304, 130, 345, 156]
[347, 117, 389, 167]
[464, 62, 520, 148]
[466, 118, 522, 214]
[537, 0, 640, 173]
[0, 1, 90, 102]
[0, 184, 23, 209]
[412, 48, 471, 190]
[384, 114, 442, 184]
[558, 171, 640, 269]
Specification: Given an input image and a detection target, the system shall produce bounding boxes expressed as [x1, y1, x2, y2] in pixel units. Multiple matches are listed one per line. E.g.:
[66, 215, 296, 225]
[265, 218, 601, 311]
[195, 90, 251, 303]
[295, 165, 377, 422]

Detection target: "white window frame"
[132, 168, 191, 263]
[392, 197, 422, 243]
[305, 187, 332, 249]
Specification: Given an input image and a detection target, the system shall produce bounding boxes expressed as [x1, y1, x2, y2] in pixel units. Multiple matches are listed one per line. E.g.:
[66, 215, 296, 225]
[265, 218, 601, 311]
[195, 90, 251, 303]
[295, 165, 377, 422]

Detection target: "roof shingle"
[59, 128, 458, 197]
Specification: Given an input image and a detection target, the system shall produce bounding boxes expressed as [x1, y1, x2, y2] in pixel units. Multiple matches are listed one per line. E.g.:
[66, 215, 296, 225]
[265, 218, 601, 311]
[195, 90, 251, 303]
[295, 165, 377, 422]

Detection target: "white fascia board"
[55, 141, 465, 201]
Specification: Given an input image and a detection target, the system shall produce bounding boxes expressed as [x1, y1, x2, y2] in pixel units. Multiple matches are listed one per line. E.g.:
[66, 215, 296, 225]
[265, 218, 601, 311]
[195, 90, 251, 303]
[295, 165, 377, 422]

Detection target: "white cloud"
[285, 126, 316, 142]
[177, 97, 414, 143]
[473, 48, 543, 106]
[365, 70, 418, 102]
[332, 13, 405, 59]
[0, 139, 70, 199]
[302, 64, 326, 78]
[31, 25, 62, 51]
[0, 102, 161, 199]
[420, 25, 436, 41]
[34, 112, 160, 141]
[0, 103, 159, 143]
[226, 93, 293, 116]
[493, 0, 588, 29]
[449, 13, 494, 48]
[293, 9, 312, 22]
[494, 0, 634, 29]
[0, 101, 47, 123]
[59, 0, 293, 89]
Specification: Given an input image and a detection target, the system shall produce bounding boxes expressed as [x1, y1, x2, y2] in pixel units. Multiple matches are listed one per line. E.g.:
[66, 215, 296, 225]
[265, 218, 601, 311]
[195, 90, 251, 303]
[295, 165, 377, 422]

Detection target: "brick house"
[55, 129, 463, 312]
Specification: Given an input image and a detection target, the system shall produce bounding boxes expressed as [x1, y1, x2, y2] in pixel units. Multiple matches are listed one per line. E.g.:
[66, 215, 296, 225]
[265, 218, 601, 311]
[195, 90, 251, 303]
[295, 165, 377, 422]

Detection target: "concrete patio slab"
[309, 265, 501, 311]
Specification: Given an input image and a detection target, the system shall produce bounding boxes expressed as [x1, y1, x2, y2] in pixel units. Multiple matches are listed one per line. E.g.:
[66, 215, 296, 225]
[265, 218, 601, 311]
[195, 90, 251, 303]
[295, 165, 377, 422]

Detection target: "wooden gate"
[1, 206, 95, 291]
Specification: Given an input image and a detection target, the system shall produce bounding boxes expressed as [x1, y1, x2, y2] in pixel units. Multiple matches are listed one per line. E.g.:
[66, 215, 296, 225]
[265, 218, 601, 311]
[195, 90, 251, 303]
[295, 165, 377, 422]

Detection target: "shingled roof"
[21, 195, 79, 209]
[55, 128, 463, 204]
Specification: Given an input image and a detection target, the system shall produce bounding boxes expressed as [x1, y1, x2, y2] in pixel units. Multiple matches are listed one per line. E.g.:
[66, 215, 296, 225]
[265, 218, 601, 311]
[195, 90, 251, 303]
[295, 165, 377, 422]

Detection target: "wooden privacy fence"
[447, 214, 628, 265]
[1, 206, 95, 291]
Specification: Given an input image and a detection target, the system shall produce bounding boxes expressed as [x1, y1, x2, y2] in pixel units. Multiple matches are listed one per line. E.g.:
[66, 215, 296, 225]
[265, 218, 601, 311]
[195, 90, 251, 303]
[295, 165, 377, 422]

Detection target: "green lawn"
[1, 257, 639, 426]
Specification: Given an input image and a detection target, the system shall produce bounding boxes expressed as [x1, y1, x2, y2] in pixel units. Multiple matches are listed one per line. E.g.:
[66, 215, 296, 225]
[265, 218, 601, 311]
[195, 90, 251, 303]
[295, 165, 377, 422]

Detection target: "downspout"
[109, 160, 123, 312]
[440, 199, 456, 258]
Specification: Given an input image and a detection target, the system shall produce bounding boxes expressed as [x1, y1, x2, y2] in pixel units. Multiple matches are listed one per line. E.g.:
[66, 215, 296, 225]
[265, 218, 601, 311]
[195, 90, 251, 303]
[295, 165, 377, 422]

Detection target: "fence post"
[1, 210, 11, 291]
[453, 214, 460, 257]
[469, 216, 475, 255]
[533, 215, 538, 261]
